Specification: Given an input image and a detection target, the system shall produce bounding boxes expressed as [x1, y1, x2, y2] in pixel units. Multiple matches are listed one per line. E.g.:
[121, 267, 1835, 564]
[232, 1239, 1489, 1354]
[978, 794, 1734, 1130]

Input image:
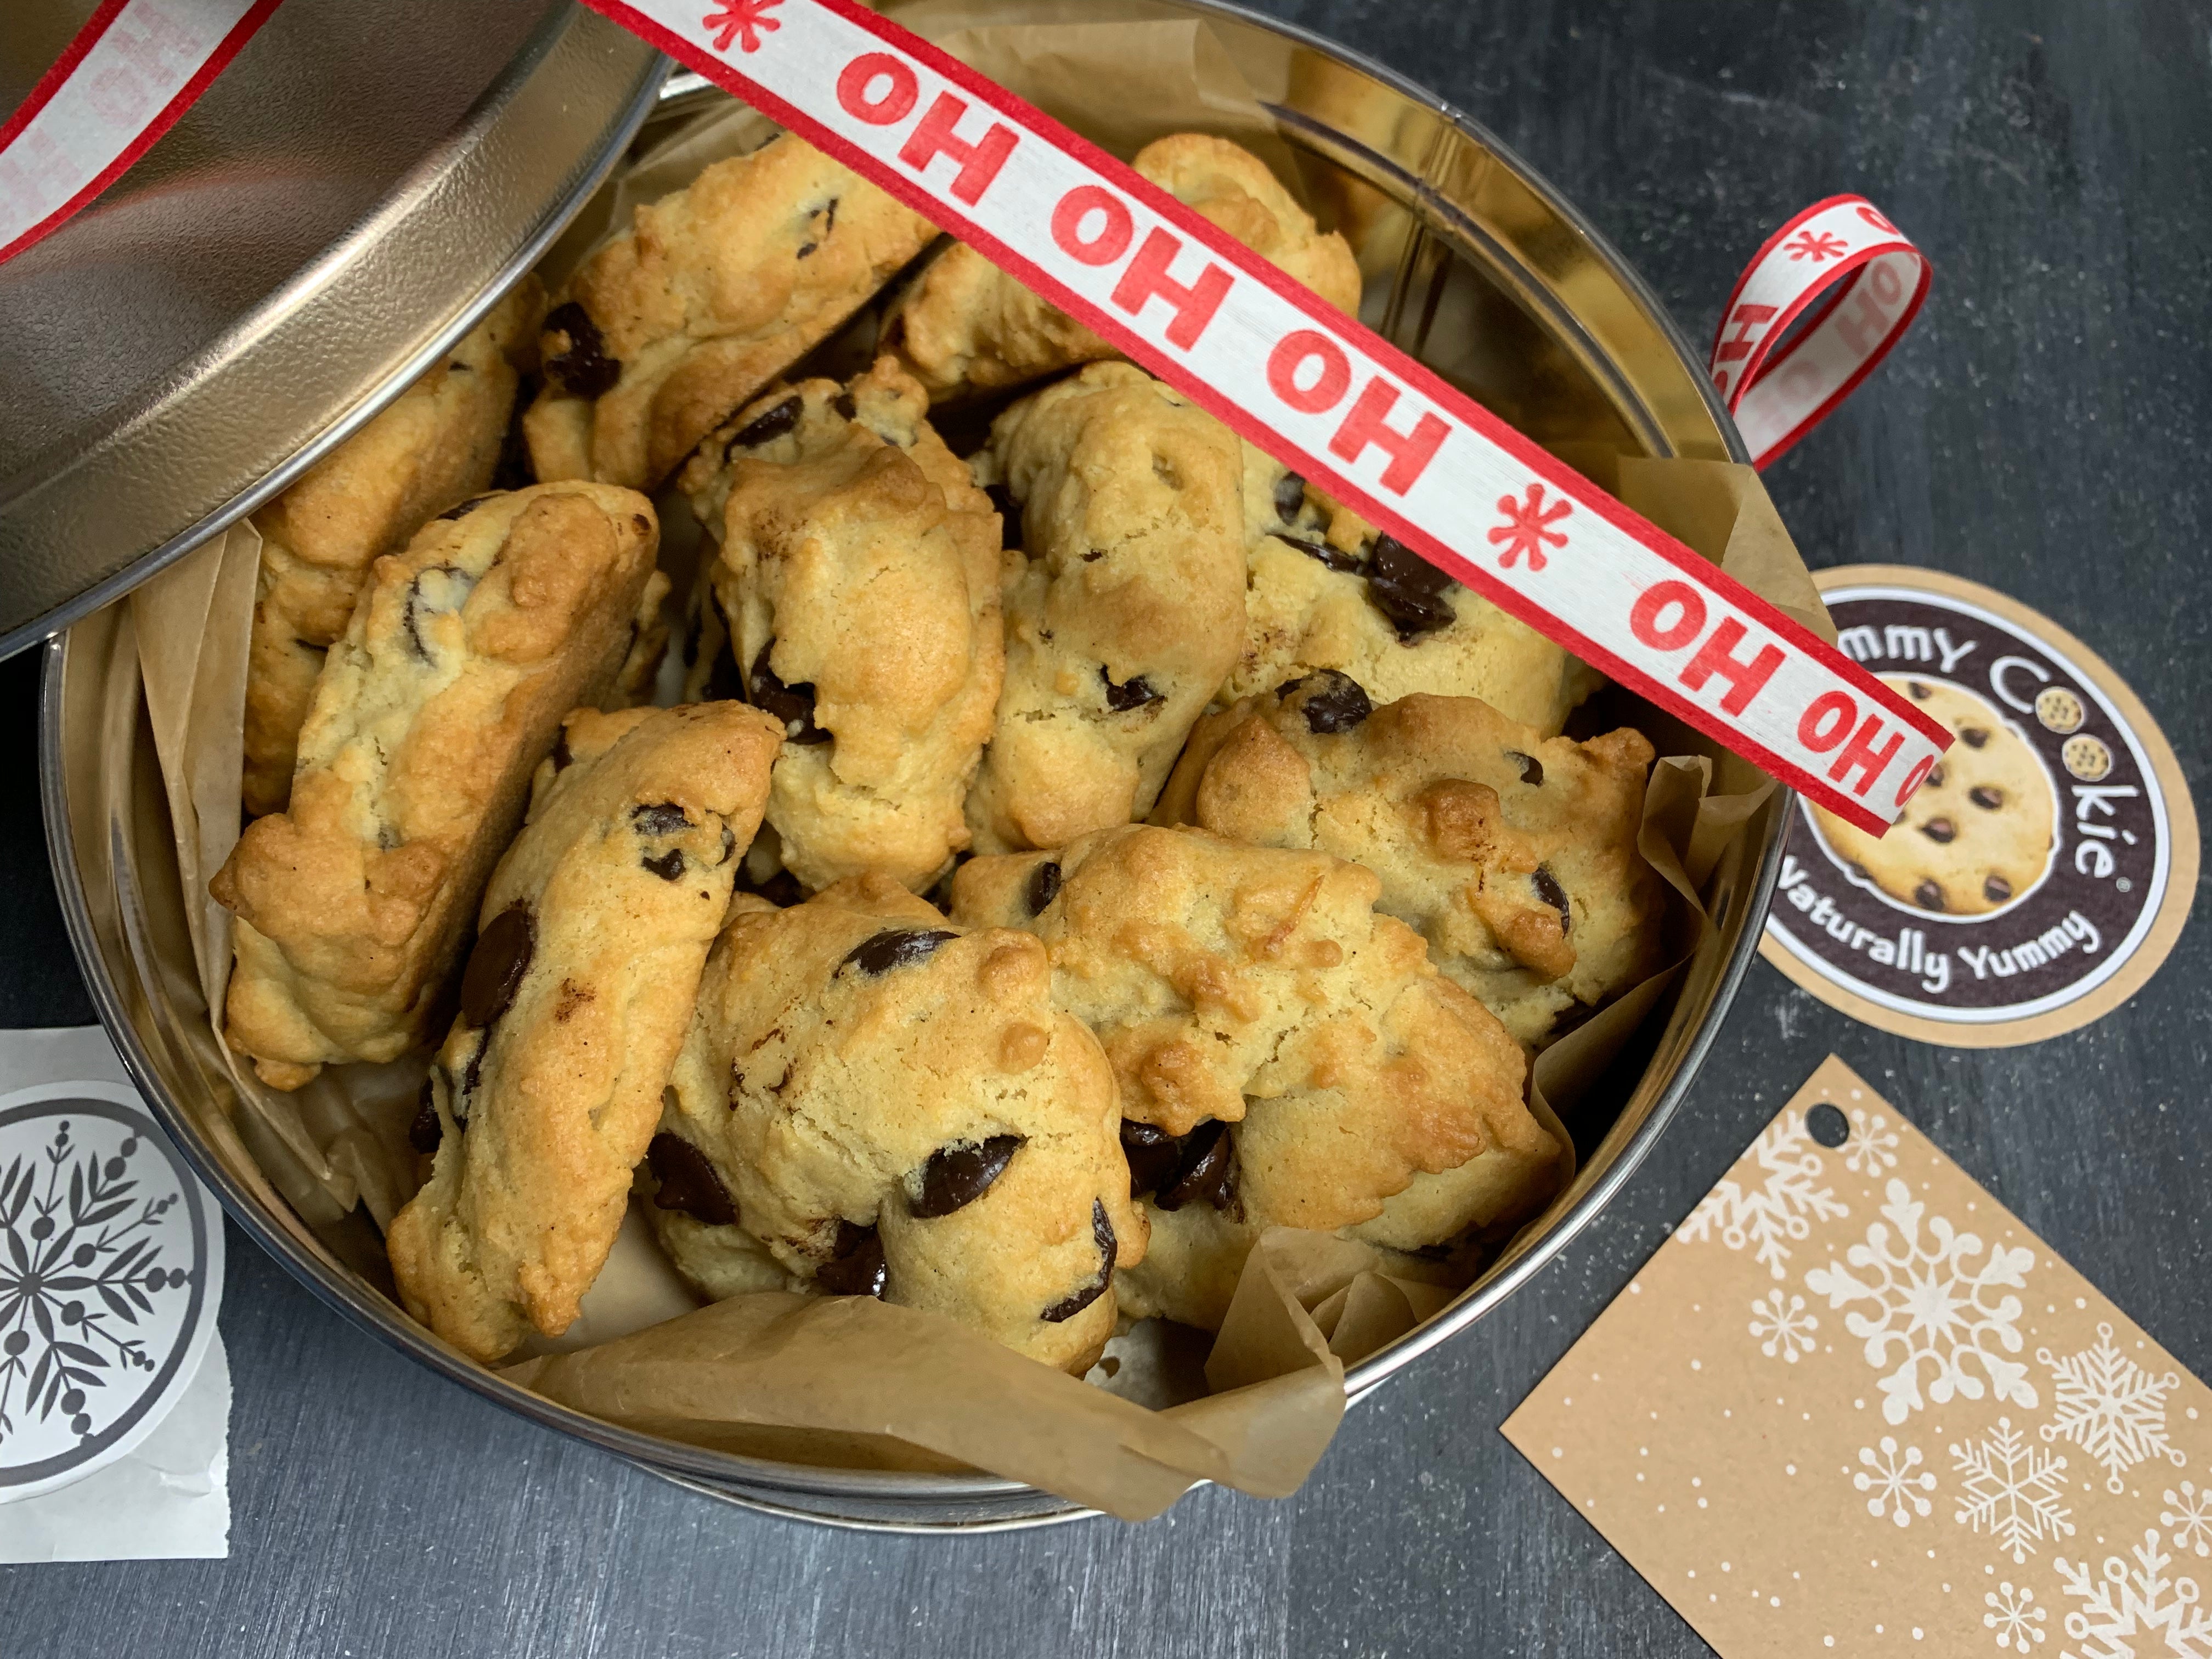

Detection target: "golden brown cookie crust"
[950, 825, 1556, 1328]
[1231, 445, 1603, 733]
[681, 357, 1004, 893]
[1164, 676, 1664, 1048]
[211, 483, 660, 1088]
[523, 133, 936, 489]
[964, 363, 1247, 854]
[242, 280, 544, 816]
[386, 701, 781, 1361]
[884, 132, 1362, 403]
[651, 874, 1143, 1373]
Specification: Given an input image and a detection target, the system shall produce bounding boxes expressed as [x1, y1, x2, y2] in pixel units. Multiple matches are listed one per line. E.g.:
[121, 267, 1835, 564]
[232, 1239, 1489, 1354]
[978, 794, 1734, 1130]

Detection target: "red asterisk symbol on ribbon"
[1488, 483, 1571, 571]
[1785, 229, 1849, 262]
[703, 0, 783, 53]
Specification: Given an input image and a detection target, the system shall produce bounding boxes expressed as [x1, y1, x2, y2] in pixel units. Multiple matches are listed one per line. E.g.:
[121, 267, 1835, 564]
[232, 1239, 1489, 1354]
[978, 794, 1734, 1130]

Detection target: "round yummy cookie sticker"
[1760, 566, 2197, 1046]
[0, 1081, 223, 1504]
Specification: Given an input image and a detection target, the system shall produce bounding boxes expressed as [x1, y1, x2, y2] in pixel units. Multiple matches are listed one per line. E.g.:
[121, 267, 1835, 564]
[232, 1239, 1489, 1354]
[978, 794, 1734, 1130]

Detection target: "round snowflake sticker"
[0, 1081, 222, 1504]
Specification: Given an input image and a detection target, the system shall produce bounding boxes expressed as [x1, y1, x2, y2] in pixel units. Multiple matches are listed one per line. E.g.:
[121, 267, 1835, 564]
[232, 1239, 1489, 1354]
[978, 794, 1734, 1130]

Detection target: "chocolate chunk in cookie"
[842, 928, 958, 975]
[1362, 535, 1457, 641]
[912, 1135, 1024, 1217]
[541, 301, 622, 399]
[649, 1132, 740, 1227]
[1282, 669, 1373, 733]
[814, 1221, 888, 1298]
[1040, 1202, 1116, 1323]
[727, 394, 803, 450]
[461, 905, 534, 1029]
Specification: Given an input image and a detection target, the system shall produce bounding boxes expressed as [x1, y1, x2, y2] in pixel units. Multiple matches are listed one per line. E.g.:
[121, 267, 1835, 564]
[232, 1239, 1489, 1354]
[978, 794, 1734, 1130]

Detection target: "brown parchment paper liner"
[129, 521, 426, 1234]
[120, 14, 1827, 1518]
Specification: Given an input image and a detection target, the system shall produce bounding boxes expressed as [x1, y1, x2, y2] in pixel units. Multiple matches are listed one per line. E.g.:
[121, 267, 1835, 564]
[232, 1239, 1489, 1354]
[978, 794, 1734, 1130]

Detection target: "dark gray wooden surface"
[3, 0, 2207, 1652]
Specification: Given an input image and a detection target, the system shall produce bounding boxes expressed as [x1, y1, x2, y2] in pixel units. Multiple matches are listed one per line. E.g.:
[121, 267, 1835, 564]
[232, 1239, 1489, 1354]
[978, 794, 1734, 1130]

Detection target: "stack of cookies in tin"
[206, 122, 1668, 1378]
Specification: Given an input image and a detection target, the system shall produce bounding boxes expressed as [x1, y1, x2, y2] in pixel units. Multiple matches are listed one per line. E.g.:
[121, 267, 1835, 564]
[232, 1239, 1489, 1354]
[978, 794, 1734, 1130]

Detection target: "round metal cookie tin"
[42, 0, 1785, 1530]
[0, 1081, 224, 1507]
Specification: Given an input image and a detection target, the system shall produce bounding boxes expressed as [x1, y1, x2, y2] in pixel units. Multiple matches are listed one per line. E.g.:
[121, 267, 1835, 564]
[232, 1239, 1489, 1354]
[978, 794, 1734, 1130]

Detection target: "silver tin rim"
[41, 0, 1778, 1532]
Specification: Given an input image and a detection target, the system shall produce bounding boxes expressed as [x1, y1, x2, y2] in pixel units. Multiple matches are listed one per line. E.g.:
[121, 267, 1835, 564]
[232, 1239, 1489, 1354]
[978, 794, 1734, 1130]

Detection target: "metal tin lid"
[0, 1, 668, 659]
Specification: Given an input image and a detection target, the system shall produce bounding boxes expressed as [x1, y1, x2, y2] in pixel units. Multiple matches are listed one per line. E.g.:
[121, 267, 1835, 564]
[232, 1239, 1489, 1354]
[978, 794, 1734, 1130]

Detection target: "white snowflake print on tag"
[1748, 1288, 1818, 1362]
[0, 1118, 190, 1449]
[1954, 1417, 2076, 1564]
[1805, 1176, 2038, 1424]
[1855, 1435, 1936, 1526]
[2039, 1323, 2188, 1496]
[1842, 1108, 1902, 1177]
[0, 1088, 217, 1502]
[2166, 1483, 2212, 1559]
[2055, 1531, 2212, 1659]
[1987, 1580, 2051, 1651]
[1677, 1110, 1847, 1279]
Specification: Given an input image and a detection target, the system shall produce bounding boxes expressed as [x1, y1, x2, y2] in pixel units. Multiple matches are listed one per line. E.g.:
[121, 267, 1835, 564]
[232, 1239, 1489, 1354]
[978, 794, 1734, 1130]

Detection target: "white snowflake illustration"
[1804, 1177, 2038, 1424]
[1843, 1108, 1902, 1176]
[1855, 1435, 1937, 1527]
[1987, 1581, 2050, 1650]
[0, 1120, 185, 1444]
[1677, 1110, 1848, 1279]
[2054, 1531, 2212, 1658]
[2040, 1323, 2188, 1495]
[1748, 1288, 1819, 1362]
[1954, 1417, 2076, 1564]
[2165, 1483, 2212, 1559]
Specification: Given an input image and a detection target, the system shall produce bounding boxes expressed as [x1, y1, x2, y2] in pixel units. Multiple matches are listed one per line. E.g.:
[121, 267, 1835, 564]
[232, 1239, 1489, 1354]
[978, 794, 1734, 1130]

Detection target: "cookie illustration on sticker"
[1762, 567, 2196, 1047]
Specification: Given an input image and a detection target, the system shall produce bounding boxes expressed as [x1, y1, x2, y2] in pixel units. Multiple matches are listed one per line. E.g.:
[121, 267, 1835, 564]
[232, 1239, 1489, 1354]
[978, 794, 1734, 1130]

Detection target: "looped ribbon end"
[1708, 195, 1932, 471]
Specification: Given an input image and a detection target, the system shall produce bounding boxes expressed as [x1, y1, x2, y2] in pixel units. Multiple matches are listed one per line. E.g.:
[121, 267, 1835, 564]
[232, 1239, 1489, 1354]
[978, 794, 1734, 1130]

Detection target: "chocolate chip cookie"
[680, 357, 1003, 893]
[1812, 676, 2055, 915]
[964, 363, 1247, 854]
[950, 825, 1556, 1331]
[523, 132, 936, 489]
[649, 874, 1144, 1373]
[212, 483, 662, 1089]
[1160, 676, 1664, 1048]
[243, 280, 545, 816]
[1229, 449, 1602, 734]
[386, 701, 782, 1361]
[884, 132, 1362, 403]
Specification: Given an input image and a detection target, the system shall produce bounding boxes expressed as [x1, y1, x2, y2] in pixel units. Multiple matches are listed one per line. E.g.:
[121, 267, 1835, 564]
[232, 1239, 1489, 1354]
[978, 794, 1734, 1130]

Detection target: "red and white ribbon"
[1, 0, 1949, 832]
[582, 0, 1945, 831]
[0, 0, 281, 267]
[1709, 195, 1932, 470]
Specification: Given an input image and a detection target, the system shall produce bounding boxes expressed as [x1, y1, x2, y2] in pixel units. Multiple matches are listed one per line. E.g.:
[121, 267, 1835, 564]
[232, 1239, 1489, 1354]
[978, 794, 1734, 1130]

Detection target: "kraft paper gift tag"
[1506, 1055, 2212, 1656]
